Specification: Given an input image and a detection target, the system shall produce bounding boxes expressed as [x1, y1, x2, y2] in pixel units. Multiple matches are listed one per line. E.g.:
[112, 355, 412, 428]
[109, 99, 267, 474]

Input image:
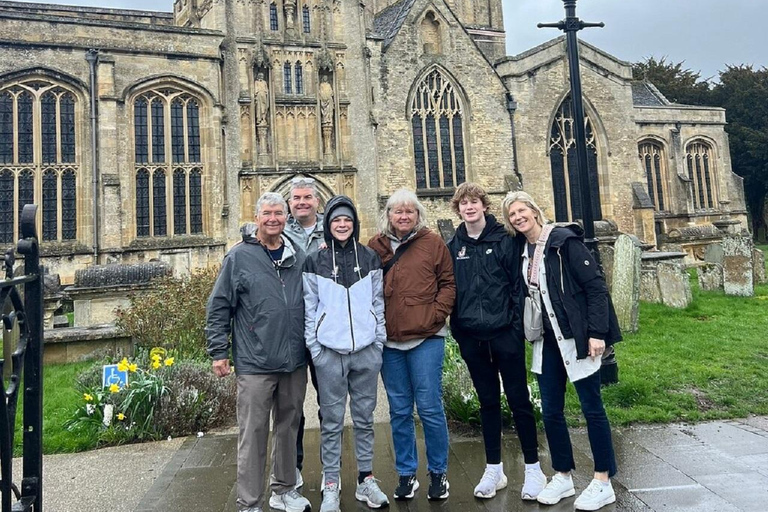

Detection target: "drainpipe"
[505, 92, 523, 187]
[86, 49, 99, 263]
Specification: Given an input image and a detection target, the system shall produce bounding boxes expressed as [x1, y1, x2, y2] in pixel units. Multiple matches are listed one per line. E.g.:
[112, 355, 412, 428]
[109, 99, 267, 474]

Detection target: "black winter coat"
[447, 215, 525, 342]
[524, 224, 622, 360]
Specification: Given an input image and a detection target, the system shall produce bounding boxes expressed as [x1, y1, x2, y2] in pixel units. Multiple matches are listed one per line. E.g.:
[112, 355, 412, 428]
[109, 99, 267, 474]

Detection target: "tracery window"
[686, 141, 717, 210]
[302, 5, 311, 33]
[639, 140, 669, 211]
[295, 62, 304, 95]
[410, 69, 466, 190]
[133, 87, 204, 237]
[270, 3, 279, 31]
[0, 80, 79, 245]
[549, 95, 602, 222]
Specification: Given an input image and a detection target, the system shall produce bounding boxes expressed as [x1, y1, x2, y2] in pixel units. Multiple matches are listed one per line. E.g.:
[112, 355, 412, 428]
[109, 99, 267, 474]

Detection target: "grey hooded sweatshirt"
[205, 233, 307, 374]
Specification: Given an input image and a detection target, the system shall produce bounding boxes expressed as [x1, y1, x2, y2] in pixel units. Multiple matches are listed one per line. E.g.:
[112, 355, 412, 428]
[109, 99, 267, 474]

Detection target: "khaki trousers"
[236, 368, 307, 510]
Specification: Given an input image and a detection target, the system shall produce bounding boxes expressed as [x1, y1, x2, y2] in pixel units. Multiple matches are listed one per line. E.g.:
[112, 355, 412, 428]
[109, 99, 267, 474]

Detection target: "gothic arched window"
[549, 95, 602, 222]
[0, 80, 80, 244]
[283, 63, 293, 94]
[686, 140, 717, 210]
[270, 3, 279, 31]
[302, 5, 311, 33]
[133, 89, 205, 237]
[639, 140, 668, 211]
[295, 62, 304, 95]
[410, 69, 466, 190]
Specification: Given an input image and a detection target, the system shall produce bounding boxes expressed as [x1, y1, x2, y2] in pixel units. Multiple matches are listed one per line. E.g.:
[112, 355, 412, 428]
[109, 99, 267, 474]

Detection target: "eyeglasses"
[291, 176, 315, 185]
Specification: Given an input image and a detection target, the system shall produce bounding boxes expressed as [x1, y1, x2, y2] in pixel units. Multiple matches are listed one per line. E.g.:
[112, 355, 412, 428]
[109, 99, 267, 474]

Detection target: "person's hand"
[213, 359, 231, 378]
[588, 338, 606, 360]
[319, 242, 328, 250]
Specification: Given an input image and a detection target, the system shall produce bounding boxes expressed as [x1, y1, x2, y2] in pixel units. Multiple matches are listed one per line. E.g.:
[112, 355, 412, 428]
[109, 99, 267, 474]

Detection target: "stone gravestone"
[657, 262, 692, 308]
[437, 219, 456, 242]
[753, 249, 766, 285]
[697, 263, 724, 292]
[704, 243, 724, 264]
[721, 236, 754, 297]
[611, 235, 640, 332]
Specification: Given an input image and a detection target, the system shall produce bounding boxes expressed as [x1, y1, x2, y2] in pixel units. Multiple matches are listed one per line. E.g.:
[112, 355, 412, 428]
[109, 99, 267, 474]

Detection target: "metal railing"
[0, 205, 43, 512]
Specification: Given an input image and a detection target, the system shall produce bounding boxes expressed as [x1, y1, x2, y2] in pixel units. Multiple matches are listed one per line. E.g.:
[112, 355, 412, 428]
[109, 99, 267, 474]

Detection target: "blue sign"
[102, 364, 128, 389]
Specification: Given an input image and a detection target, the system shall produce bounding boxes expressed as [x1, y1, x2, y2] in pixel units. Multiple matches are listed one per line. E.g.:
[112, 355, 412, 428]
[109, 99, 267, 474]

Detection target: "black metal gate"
[0, 205, 43, 512]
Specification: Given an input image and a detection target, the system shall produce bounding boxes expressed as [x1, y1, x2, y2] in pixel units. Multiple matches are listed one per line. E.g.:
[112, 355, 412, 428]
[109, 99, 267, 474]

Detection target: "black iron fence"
[0, 205, 43, 512]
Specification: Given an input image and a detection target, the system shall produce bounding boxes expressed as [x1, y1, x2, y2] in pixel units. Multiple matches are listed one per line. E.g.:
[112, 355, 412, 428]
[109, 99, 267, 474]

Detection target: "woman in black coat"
[503, 191, 621, 512]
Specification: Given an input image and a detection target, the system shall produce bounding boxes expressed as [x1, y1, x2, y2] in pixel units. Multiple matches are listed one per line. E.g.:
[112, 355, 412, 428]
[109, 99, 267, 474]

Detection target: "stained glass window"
[153, 169, 167, 236]
[187, 101, 200, 162]
[171, 99, 185, 163]
[295, 62, 304, 95]
[410, 69, 466, 190]
[270, 3, 279, 31]
[151, 99, 165, 163]
[43, 169, 58, 241]
[17, 92, 33, 164]
[134, 98, 148, 164]
[173, 169, 187, 235]
[0, 92, 12, 164]
[548, 95, 602, 222]
[17, 170, 34, 224]
[61, 169, 76, 240]
[42, 92, 57, 164]
[302, 5, 311, 33]
[284, 63, 292, 94]
[0, 170, 13, 244]
[189, 169, 203, 234]
[136, 169, 150, 237]
[686, 142, 716, 209]
[60, 94, 76, 163]
[639, 141, 667, 211]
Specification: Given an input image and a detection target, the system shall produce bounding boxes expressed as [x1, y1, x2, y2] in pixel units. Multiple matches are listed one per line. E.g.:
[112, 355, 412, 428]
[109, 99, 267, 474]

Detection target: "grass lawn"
[13, 361, 96, 456]
[560, 247, 768, 426]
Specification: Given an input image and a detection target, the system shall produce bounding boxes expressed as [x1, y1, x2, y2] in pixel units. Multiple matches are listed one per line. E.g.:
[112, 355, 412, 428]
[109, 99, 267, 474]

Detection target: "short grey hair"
[379, 188, 429, 235]
[501, 190, 548, 235]
[255, 192, 288, 216]
[290, 176, 317, 194]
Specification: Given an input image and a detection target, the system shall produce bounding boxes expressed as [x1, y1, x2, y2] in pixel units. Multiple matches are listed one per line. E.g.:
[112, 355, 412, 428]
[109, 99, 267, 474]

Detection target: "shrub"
[65, 350, 236, 446]
[115, 267, 219, 361]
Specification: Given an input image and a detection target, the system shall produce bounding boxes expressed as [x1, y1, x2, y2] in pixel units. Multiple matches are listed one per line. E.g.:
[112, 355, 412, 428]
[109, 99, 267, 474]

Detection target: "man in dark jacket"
[446, 183, 546, 502]
[206, 192, 310, 512]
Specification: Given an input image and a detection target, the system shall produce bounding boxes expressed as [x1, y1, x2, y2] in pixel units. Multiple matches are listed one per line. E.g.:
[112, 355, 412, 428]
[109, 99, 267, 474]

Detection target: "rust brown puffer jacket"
[368, 228, 456, 342]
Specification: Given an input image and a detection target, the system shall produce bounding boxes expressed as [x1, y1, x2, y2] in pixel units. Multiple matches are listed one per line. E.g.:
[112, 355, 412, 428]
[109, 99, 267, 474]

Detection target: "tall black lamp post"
[539, 1, 619, 385]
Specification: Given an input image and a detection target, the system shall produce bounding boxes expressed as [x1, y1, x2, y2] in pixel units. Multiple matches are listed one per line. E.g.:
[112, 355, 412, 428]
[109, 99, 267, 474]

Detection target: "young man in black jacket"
[446, 183, 546, 502]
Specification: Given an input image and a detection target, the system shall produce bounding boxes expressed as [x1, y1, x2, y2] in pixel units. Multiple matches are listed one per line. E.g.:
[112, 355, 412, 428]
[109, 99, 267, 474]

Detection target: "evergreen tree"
[632, 57, 712, 105]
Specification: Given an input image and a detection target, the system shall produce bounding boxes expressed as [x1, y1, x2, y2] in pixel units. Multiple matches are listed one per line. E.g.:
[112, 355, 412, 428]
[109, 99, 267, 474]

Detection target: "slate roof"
[372, 0, 418, 50]
[631, 81, 670, 107]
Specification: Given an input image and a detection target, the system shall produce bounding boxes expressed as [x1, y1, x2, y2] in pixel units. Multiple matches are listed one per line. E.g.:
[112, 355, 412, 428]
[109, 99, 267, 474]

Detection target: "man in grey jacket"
[285, 176, 324, 253]
[206, 192, 310, 512]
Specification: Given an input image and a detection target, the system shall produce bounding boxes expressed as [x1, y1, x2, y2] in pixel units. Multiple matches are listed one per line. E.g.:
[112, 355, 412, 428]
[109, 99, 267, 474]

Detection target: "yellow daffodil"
[152, 360, 161, 370]
[151, 354, 162, 362]
[117, 413, 125, 421]
[109, 383, 120, 393]
[164, 357, 175, 367]
[84, 393, 93, 402]
[117, 361, 129, 372]
[128, 363, 138, 373]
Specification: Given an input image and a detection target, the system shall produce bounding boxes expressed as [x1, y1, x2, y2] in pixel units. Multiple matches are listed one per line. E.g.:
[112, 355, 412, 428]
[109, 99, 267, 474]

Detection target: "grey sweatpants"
[236, 368, 307, 510]
[313, 343, 382, 483]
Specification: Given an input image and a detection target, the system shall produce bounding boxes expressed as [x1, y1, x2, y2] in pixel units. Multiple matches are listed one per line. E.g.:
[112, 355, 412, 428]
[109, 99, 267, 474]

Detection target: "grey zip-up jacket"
[285, 213, 325, 254]
[205, 234, 307, 374]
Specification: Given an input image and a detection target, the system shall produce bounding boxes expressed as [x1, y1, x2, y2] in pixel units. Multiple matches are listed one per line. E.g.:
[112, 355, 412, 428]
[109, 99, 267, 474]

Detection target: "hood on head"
[323, 195, 360, 244]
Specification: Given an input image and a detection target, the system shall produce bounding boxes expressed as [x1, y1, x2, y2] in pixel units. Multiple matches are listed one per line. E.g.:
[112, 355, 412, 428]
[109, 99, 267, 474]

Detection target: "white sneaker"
[521, 464, 547, 500]
[268, 489, 311, 512]
[295, 468, 304, 489]
[355, 475, 390, 508]
[574, 479, 616, 511]
[473, 463, 508, 498]
[536, 473, 575, 505]
[319, 482, 340, 512]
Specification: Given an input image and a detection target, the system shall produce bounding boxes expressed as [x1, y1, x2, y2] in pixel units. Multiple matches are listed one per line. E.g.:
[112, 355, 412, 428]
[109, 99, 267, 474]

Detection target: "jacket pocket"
[400, 295, 437, 336]
[316, 312, 327, 337]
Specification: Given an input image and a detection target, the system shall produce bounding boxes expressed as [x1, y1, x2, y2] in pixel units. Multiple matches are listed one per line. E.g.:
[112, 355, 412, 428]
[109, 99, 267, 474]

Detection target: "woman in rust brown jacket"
[368, 188, 456, 501]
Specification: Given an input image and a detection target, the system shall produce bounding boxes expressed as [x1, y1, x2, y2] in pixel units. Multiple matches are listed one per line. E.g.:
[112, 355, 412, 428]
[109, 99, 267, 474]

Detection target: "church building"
[0, 0, 747, 282]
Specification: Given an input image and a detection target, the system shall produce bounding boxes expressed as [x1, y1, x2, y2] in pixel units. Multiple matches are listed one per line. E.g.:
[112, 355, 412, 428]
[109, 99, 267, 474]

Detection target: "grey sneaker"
[268, 489, 311, 512]
[319, 482, 340, 512]
[574, 479, 615, 511]
[355, 475, 390, 508]
[239, 508, 263, 512]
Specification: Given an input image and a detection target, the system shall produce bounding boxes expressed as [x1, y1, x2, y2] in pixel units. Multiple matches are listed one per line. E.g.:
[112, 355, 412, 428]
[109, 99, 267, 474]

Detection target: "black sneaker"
[428, 471, 449, 500]
[394, 474, 419, 500]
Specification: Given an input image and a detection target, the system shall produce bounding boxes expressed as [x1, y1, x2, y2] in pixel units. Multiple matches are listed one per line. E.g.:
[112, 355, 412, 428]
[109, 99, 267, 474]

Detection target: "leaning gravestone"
[657, 262, 692, 308]
[753, 249, 766, 285]
[697, 263, 723, 292]
[611, 235, 640, 332]
[721, 236, 754, 297]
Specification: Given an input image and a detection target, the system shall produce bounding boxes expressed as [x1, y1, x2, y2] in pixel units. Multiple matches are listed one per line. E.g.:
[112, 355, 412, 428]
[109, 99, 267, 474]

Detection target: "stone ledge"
[43, 324, 133, 364]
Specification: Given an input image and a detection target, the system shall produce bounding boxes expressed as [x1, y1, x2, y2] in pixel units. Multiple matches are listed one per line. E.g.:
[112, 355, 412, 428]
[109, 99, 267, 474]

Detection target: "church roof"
[631, 81, 671, 107]
[373, 0, 418, 49]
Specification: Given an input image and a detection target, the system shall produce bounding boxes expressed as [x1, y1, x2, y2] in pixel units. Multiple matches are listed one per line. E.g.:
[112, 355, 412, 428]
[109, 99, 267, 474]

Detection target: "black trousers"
[296, 353, 320, 470]
[458, 335, 539, 465]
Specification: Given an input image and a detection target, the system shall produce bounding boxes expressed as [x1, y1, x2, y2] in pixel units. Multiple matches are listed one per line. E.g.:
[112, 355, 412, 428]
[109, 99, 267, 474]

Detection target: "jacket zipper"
[316, 312, 327, 337]
[347, 288, 356, 352]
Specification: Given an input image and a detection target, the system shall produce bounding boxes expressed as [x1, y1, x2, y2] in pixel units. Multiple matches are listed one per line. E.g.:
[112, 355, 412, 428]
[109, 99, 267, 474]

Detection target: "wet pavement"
[132, 416, 768, 512]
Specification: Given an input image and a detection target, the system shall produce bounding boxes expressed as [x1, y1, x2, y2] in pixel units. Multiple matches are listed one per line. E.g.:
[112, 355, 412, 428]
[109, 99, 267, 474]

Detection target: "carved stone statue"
[319, 75, 334, 127]
[254, 71, 270, 127]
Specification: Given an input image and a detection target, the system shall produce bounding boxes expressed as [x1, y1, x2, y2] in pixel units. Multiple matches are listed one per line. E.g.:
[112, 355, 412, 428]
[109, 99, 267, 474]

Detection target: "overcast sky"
[7, 0, 766, 80]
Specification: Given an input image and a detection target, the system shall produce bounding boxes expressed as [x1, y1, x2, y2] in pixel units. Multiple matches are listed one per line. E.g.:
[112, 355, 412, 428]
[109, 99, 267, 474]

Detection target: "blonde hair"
[379, 188, 428, 235]
[501, 190, 548, 235]
[450, 182, 490, 217]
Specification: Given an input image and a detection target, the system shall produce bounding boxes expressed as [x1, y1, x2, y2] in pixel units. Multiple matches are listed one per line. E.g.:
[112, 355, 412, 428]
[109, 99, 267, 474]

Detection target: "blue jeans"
[381, 336, 449, 476]
[538, 333, 617, 477]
